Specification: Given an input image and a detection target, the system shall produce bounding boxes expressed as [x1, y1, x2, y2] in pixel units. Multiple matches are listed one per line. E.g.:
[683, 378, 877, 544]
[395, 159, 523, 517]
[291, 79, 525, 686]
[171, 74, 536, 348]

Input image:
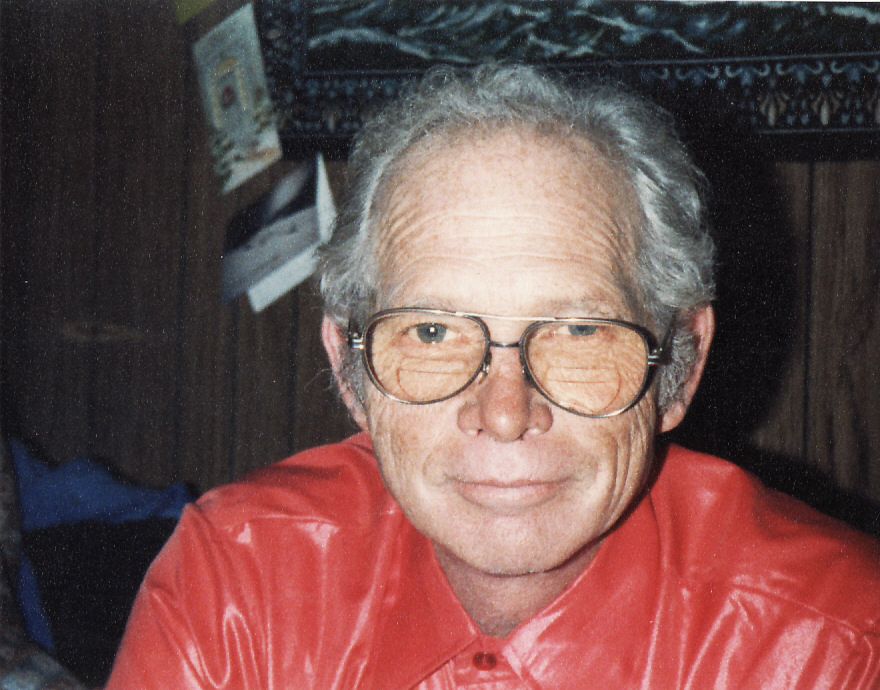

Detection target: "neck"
[434, 541, 601, 638]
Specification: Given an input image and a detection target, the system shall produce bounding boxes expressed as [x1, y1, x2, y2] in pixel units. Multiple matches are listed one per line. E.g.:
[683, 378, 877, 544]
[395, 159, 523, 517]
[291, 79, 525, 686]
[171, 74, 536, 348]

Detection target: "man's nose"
[456, 347, 553, 441]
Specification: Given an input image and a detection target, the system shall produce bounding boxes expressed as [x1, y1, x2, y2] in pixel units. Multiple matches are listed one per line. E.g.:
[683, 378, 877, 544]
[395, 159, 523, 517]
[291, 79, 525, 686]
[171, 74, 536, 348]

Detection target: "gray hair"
[318, 63, 715, 410]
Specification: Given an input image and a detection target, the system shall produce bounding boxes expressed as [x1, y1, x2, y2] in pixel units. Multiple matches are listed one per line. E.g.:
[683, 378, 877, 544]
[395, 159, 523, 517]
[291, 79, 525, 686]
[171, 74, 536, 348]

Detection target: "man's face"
[362, 128, 659, 577]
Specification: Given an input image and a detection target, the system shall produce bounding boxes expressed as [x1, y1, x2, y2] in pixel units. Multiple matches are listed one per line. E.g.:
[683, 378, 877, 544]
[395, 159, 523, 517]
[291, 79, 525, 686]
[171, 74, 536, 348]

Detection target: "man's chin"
[438, 538, 597, 579]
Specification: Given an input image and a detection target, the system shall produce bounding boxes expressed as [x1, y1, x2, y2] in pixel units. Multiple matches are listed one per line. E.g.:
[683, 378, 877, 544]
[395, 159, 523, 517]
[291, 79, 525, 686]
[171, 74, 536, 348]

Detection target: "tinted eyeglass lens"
[524, 321, 649, 416]
[367, 312, 487, 402]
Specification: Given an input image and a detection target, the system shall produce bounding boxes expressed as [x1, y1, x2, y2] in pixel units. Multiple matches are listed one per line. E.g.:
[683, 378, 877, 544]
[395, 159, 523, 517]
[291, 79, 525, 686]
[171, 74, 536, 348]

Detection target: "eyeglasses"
[347, 308, 669, 418]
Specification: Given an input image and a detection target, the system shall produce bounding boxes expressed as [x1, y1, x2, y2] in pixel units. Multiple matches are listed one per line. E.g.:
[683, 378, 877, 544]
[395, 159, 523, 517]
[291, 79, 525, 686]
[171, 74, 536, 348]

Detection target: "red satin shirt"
[107, 435, 880, 688]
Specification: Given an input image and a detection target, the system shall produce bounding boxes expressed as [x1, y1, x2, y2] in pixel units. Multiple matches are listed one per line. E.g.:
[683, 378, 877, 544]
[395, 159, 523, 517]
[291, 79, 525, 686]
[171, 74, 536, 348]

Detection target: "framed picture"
[256, 1, 880, 157]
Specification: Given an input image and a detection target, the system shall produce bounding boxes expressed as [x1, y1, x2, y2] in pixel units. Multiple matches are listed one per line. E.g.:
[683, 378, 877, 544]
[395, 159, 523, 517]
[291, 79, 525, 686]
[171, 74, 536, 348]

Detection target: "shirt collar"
[503, 493, 662, 686]
[370, 521, 480, 688]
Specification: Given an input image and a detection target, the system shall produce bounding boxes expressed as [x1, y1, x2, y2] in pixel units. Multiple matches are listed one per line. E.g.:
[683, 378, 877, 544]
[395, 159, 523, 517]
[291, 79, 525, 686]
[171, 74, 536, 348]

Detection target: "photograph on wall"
[193, 4, 282, 193]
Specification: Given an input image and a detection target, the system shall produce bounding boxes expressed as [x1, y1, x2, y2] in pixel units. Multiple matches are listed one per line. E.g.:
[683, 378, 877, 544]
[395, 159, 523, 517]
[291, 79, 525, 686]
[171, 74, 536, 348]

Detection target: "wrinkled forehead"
[373, 126, 640, 246]
[368, 126, 644, 308]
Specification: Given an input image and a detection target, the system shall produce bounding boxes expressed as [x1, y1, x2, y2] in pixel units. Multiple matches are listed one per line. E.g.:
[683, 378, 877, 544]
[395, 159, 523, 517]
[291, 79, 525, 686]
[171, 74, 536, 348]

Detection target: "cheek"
[606, 403, 658, 501]
[558, 400, 657, 507]
[364, 394, 452, 489]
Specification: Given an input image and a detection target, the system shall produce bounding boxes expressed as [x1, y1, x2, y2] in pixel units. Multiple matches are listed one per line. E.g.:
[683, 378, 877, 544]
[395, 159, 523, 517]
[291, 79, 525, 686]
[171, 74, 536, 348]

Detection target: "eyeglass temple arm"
[648, 322, 676, 366]
[347, 324, 364, 350]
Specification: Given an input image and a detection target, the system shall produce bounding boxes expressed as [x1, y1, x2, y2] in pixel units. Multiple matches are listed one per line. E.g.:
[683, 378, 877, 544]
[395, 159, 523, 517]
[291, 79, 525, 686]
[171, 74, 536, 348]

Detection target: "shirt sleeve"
[105, 503, 268, 689]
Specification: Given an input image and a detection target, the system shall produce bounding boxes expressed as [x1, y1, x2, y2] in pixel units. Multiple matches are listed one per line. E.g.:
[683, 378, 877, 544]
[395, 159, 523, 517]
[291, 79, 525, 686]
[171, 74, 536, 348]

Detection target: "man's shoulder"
[193, 433, 392, 533]
[653, 444, 880, 630]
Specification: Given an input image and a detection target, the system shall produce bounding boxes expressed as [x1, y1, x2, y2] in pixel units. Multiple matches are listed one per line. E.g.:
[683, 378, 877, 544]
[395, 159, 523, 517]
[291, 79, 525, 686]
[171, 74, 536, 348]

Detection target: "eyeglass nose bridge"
[474, 338, 534, 387]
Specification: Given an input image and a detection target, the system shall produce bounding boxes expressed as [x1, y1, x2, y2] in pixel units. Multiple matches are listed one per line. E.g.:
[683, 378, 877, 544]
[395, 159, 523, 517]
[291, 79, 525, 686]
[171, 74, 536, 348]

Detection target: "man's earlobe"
[321, 315, 369, 431]
[659, 304, 715, 433]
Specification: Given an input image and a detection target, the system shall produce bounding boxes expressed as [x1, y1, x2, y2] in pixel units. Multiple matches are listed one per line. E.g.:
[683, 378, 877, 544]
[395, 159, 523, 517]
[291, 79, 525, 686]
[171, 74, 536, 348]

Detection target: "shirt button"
[472, 652, 498, 670]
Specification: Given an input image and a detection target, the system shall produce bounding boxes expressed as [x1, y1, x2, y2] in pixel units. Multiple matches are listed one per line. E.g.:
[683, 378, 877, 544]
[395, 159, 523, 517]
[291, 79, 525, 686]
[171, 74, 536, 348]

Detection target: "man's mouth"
[451, 477, 566, 511]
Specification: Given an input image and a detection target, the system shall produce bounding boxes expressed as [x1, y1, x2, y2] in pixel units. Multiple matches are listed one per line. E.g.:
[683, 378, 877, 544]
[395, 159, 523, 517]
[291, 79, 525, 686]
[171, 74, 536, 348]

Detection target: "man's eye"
[414, 323, 448, 344]
[566, 323, 598, 337]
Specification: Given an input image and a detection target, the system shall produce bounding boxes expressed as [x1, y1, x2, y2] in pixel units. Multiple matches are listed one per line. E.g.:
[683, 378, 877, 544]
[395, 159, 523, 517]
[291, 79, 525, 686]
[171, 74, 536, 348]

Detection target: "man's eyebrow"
[381, 298, 625, 320]
[538, 299, 621, 318]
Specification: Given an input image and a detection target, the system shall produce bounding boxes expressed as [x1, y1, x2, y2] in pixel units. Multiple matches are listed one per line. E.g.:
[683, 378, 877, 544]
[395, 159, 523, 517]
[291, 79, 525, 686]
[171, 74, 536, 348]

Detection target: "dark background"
[2, 0, 878, 524]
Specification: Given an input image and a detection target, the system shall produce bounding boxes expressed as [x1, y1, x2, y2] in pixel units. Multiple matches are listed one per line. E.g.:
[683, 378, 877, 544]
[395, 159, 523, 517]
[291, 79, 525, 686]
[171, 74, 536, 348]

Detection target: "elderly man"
[108, 64, 880, 688]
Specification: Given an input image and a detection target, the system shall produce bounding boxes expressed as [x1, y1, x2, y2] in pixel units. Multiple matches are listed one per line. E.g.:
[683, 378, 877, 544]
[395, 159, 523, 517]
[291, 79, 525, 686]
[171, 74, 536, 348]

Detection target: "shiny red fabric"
[107, 435, 880, 688]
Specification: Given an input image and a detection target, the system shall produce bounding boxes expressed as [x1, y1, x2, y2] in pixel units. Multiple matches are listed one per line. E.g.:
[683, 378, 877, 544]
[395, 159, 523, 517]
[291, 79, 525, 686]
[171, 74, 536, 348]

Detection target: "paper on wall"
[222, 154, 336, 312]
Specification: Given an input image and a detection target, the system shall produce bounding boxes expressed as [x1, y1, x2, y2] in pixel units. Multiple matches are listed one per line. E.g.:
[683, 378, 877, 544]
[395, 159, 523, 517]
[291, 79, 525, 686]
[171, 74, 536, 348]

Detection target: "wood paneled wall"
[0, 0, 355, 493]
[1, 3, 878, 533]
[673, 157, 880, 532]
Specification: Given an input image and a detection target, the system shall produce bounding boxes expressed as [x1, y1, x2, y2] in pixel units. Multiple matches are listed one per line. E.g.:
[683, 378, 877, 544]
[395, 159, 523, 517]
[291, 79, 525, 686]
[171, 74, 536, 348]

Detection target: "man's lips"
[450, 477, 567, 510]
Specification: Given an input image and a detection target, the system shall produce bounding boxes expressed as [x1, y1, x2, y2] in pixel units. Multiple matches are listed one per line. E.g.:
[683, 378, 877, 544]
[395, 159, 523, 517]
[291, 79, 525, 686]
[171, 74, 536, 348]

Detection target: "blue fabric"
[16, 556, 54, 653]
[9, 440, 190, 531]
[9, 440, 191, 652]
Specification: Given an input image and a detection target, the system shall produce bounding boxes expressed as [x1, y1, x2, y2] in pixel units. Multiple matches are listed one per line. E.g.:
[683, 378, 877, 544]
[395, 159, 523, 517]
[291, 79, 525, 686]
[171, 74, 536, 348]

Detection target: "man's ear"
[659, 304, 715, 433]
[321, 315, 369, 432]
